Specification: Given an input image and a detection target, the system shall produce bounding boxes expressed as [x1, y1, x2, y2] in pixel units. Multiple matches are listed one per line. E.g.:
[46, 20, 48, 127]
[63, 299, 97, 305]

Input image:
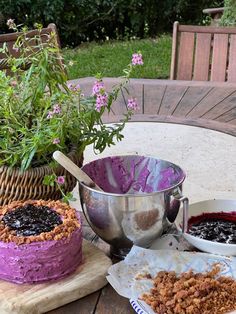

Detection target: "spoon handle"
[53, 151, 102, 191]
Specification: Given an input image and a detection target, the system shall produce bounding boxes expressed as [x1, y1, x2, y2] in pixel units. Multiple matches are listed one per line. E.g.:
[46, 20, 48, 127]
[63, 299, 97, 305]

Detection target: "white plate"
[130, 299, 149, 314]
[175, 199, 236, 256]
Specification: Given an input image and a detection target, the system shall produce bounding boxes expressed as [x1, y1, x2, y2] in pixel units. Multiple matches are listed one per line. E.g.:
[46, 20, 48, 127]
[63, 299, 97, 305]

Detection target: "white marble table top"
[72, 122, 236, 209]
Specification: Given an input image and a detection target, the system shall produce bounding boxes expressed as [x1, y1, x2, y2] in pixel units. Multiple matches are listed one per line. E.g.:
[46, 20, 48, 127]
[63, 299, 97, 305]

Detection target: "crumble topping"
[0, 200, 80, 244]
[141, 265, 236, 314]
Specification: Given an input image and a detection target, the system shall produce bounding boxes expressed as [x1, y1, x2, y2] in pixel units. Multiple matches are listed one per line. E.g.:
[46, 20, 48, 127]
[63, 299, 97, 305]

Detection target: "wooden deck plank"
[72, 77, 236, 88]
[158, 85, 188, 115]
[121, 82, 143, 114]
[102, 114, 236, 137]
[47, 291, 100, 314]
[193, 33, 211, 81]
[102, 81, 127, 115]
[95, 284, 135, 314]
[186, 87, 236, 118]
[143, 84, 166, 114]
[172, 86, 212, 117]
[211, 34, 228, 81]
[177, 32, 195, 80]
[178, 24, 236, 34]
[170, 21, 179, 79]
[73, 78, 94, 97]
[110, 93, 126, 116]
[215, 107, 236, 122]
[202, 91, 236, 119]
[228, 34, 236, 82]
[228, 118, 236, 125]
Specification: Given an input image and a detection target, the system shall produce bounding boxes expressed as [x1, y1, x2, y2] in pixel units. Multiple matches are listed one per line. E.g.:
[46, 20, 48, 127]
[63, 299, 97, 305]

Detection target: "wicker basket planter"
[0, 150, 83, 206]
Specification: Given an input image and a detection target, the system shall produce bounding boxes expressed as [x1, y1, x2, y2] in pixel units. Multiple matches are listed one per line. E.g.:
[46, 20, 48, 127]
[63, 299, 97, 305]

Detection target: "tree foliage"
[0, 0, 223, 47]
[220, 0, 236, 26]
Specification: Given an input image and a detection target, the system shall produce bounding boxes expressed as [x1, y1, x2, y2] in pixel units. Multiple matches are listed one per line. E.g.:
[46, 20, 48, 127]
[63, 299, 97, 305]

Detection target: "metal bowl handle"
[172, 188, 189, 233]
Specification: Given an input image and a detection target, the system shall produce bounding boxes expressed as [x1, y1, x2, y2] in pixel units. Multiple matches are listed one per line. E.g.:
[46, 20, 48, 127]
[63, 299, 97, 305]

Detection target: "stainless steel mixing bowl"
[79, 155, 188, 258]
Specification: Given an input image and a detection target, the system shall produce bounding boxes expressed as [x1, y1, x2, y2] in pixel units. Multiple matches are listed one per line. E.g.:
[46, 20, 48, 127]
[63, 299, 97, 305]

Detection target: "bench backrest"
[170, 21, 236, 82]
[0, 23, 61, 71]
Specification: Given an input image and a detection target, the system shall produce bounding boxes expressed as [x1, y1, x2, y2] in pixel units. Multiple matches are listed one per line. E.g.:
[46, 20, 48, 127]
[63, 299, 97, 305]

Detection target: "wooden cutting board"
[0, 239, 112, 314]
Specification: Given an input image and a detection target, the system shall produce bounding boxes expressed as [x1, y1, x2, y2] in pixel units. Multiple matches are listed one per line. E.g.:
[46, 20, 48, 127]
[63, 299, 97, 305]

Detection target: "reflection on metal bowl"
[79, 155, 187, 258]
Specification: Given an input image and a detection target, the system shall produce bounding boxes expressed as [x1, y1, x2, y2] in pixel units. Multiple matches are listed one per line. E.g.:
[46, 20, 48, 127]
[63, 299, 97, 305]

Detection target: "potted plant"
[0, 20, 143, 205]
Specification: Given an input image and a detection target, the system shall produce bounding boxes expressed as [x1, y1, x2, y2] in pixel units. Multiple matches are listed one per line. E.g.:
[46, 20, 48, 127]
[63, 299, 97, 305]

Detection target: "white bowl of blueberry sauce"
[175, 199, 236, 256]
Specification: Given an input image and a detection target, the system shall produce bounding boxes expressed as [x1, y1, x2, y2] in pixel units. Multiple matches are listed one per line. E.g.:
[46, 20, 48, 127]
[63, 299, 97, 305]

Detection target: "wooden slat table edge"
[102, 114, 236, 137]
[71, 77, 236, 88]
[71, 77, 236, 137]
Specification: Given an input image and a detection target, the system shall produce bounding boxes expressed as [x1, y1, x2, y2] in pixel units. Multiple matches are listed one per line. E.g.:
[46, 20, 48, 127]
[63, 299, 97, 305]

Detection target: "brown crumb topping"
[141, 265, 236, 314]
[0, 200, 81, 244]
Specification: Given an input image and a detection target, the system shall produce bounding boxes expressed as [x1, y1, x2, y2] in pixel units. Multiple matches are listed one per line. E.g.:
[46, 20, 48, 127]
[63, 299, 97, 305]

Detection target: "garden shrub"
[220, 0, 236, 26]
[0, 0, 224, 47]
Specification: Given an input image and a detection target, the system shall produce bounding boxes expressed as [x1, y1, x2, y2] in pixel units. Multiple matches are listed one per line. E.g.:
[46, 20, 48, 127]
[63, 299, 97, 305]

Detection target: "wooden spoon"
[53, 151, 103, 191]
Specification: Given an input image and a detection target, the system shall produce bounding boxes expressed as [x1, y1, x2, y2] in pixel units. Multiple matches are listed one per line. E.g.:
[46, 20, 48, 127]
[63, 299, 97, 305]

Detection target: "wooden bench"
[170, 22, 236, 82]
[0, 23, 61, 71]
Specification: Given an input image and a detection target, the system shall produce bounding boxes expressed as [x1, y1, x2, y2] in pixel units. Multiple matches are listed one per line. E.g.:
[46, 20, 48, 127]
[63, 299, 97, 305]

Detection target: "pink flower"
[53, 138, 60, 144]
[95, 92, 108, 112]
[53, 104, 61, 114]
[92, 80, 105, 95]
[131, 53, 143, 66]
[74, 83, 80, 90]
[67, 82, 80, 91]
[127, 98, 139, 110]
[10, 80, 17, 87]
[67, 83, 73, 89]
[47, 111, 54, 119]
[56, 176, 65, 185]
[12, 46, 19, 52]
[6, 19, 16, 30]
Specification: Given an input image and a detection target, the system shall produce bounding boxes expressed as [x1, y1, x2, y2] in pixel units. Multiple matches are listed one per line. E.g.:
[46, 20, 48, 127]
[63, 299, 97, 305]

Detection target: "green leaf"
[43, 174, 56, 186]
[62, 192, 76, 204]
[21, 147, 37, 172]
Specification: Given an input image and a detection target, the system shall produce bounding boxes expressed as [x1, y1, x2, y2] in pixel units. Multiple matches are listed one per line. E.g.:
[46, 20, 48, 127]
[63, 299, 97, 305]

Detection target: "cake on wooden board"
[0, 200, 82, 284]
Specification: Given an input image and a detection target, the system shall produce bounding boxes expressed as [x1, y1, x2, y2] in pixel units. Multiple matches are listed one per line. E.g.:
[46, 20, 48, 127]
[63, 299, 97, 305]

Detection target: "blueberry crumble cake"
[0, 200, 82, 284]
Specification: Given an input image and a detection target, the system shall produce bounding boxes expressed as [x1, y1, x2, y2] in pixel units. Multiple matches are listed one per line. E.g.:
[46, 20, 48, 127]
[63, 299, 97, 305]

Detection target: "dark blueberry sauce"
[188, 212, 236, 244]
[2, 204, 62, 236]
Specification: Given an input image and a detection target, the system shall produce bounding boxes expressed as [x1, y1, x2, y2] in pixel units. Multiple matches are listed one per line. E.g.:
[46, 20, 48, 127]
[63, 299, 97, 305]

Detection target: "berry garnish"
[2, 204, 62, 236]
[188, 213, 236, 244]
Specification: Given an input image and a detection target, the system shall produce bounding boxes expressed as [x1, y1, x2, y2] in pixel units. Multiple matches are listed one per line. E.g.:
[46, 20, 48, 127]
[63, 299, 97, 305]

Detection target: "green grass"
[63, 34, 172, 80]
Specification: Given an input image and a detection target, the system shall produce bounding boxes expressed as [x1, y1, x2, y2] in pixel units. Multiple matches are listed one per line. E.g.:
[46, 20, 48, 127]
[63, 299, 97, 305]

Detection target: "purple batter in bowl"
[82, 155, 185, 194]
[80, 155, 187, 258]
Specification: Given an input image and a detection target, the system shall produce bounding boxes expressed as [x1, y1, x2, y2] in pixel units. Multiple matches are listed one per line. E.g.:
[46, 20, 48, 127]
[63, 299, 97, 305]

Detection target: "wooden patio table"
[74, 77, 236, 137]
[48, 78, 236, 314]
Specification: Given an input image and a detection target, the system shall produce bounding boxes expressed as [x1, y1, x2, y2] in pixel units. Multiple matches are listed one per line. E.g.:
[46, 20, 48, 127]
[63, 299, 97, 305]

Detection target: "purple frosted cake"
[0, 200, 82, 284]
